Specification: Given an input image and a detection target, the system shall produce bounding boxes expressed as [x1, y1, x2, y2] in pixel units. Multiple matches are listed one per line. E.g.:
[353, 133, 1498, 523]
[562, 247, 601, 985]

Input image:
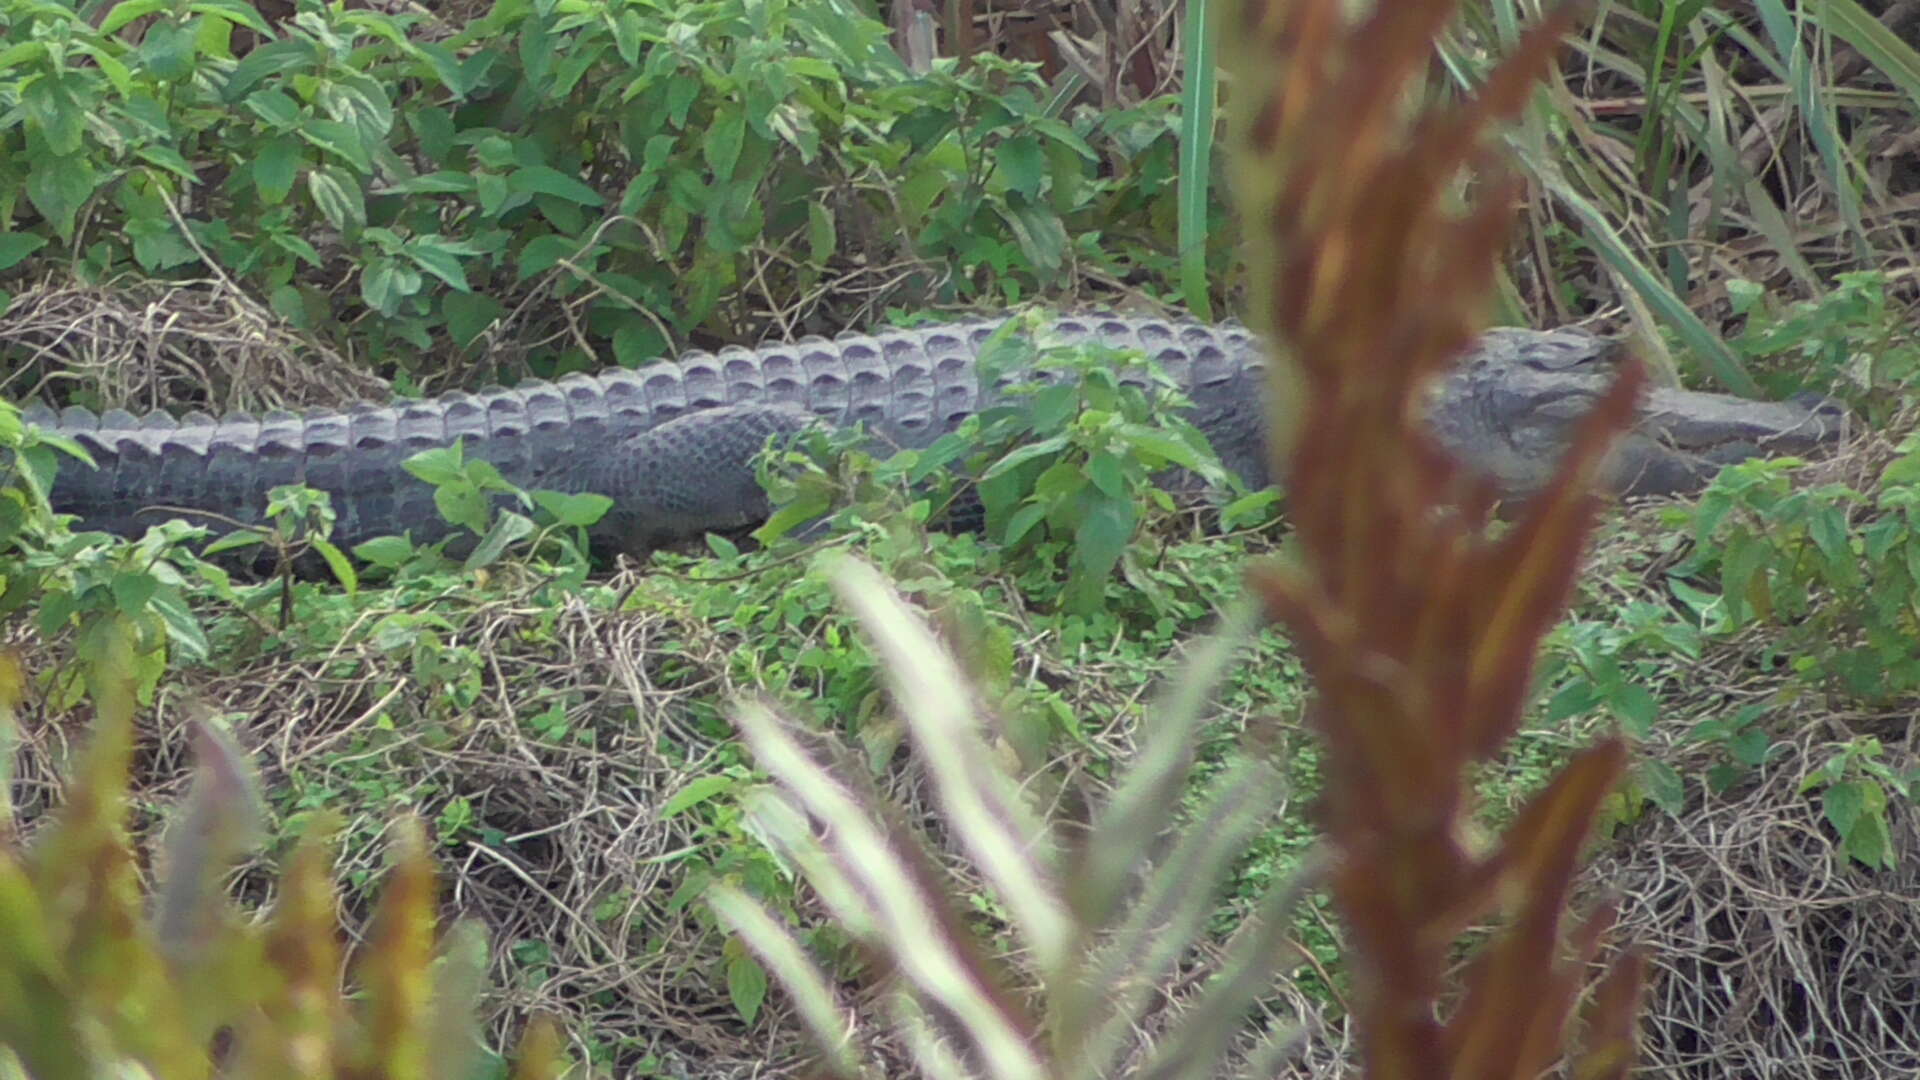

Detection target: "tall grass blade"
[1177, 0, 1218, 321]
[729, 698, 1046, 1080]
[1067, 600, 1259, 928]
[707, 883, 867, 1080]
[1129, 848, 1328, 1080]
[1068, 754, 1287, 1080]
[1752, 0, 1868, 257]
[1823, 0, 1920, 103]
[825, 554, 1074, 973]
[1526, 152, 1761, 395]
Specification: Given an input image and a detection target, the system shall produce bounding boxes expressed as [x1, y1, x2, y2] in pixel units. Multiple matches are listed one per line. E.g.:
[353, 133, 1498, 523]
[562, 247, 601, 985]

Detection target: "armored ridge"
[22, 313, 1846, 558]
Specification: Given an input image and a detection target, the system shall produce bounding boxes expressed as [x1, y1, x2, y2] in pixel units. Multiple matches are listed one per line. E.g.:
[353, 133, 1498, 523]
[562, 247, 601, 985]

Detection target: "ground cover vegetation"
[0, 0, 1917, 1076]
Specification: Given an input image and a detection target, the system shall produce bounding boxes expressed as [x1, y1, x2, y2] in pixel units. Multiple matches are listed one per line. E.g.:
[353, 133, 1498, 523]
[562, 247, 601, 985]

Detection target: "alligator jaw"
[1596, 384, 1848, 499]
[1640, 385, 1849, 456]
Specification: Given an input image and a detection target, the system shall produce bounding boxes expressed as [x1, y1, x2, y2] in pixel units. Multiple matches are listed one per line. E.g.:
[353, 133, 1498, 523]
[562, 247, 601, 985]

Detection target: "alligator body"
[22, 313, 1846, 558]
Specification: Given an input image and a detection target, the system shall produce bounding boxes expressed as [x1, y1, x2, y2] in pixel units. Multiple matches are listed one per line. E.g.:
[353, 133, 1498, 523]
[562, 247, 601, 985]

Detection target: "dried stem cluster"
[1222, 1, 1646, 1077]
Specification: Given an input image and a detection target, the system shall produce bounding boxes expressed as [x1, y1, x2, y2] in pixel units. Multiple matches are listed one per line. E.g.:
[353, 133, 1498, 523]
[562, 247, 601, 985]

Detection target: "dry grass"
[0, 273, 385, 414]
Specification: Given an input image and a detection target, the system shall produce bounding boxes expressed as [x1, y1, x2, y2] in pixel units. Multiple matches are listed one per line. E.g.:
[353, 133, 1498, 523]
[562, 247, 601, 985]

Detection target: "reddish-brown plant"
[1219, 1, 1647, 1077]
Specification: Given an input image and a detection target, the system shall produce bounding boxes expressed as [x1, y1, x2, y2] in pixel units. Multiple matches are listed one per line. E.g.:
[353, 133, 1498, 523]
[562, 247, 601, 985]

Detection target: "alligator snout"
[1608, 385, 1850, 497]
[1641, 386, 1850, 454]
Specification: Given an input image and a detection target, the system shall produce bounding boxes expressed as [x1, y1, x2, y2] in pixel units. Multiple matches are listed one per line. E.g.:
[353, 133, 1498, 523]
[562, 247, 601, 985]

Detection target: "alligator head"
[1426, 326, 1850, 501]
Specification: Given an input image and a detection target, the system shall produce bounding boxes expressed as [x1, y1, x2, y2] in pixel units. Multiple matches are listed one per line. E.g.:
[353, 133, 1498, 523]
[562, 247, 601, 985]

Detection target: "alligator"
[20, 312, 1847, 560]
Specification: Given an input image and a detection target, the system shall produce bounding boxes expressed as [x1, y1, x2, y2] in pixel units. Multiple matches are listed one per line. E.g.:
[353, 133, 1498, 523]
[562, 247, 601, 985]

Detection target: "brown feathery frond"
[1220, 0, 1645, 1076]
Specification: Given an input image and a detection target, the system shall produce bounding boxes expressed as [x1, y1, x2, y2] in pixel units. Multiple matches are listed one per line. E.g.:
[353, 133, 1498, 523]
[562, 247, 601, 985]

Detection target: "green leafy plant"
[1798, 735, 1915, 870]
[0, 0, 1224, 381]
[755, 312, 1257, 619]
[1725, 270, 1920, 420]
[966, 315, 1245, 615]
[0, 402, 213, 704]
[1670, 451, 1920, 703]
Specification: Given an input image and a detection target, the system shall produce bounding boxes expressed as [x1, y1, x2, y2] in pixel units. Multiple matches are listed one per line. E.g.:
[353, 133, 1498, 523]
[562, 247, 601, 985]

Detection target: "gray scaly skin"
[22, 313, 1847, 558]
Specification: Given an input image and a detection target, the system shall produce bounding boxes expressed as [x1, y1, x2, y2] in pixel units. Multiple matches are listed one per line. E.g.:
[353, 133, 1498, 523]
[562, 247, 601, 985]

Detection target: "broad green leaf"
[320, 77, 396, 142]
[428, 483, 486, 535]
[1073, 497, 1136, 582]
[312, 537, 358, 594]
[1087, 450, 1127, 499]
[997, 134, 1044, 198]
[1003, 502, 1047, 546]
[271, 232, 323, 267]
[1639, 760, 1686, 816]
[253, 135, 302, 204]
[702, 110, 744, 181]
[0, 41, 48, 74]
[1807, 505, 1857, 583]
[806, 201, 835, 263]
[375, 172, 476, 195]
[185, 0, 273, 34]
[515, 235, 584, 281]
[660, 775, 734, 818]
[1846, 810, 1894, 868]
[1033, 460, 1086, 503]
[531, 490, 612, 528]
[767, 102, 820, 162]
[976, 434, 1070, 481]
[361, 258, 422, 315]
[137, 19, 196, 82]
[1821, 779, 1865, 834]
[1605, 683, 1658, 739]
[134, 145, 197, 182]
[100, 0, 172, 33]
[221, 39, 315, 102]
[995, 198, 1067, 277]
[1025, 383, 1079, 432]
[1729, 728, 1771, 768]
[726, 953, 768, 1025]
[202, 530, 265, 555]
[299, 117, 373, 173]
[507, 165, 604, 206]
[443, 292, 503, 347]
[403, 243, 471, 291]
[353, 534, 416, 568]
[306, 166, 366, 232]
[0, 233, 48, 271]
[22, 74, 89, 156]
[474, 171, 511, 216]
[1115, 424, 1218, 473]
[465, 511, 535, 569]
[146, 587, 209, 662]
[1543, 679, 1601, 723]
[25, 154, 97, 239]
[244, 88, 302, 129]
[612, 9, 643, 65]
